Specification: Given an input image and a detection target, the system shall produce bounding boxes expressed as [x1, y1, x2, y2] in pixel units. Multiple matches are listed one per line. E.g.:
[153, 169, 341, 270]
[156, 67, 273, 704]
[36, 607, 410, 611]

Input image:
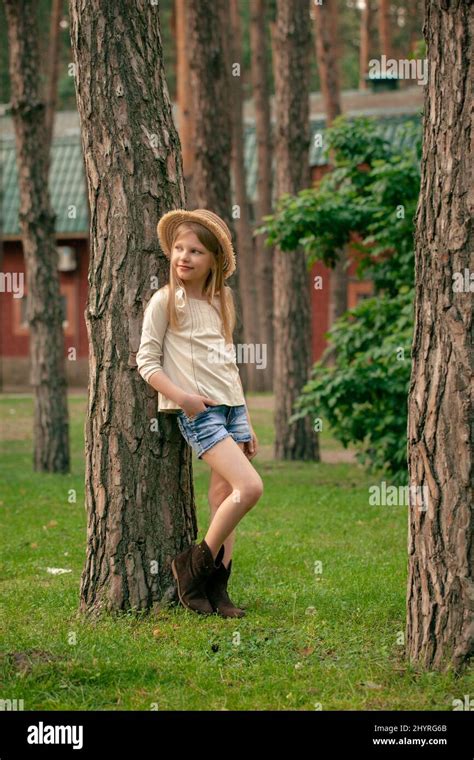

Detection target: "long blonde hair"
[164, 221, 236, 344]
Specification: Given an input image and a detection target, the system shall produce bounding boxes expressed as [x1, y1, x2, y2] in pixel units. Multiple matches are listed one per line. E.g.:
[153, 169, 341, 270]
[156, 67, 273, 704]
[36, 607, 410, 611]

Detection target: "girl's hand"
[244, 428, 258, 459]
[181, 394, 219, 419]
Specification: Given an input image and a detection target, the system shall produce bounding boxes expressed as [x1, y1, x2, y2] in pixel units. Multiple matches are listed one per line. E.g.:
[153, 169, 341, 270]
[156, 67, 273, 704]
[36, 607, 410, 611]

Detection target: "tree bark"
[312, 0, 346, 332]
[175, 0, 196, 207]
[377, 0, 393, 60]
[5, 0, 70, 473]
[359, 0, 372, 90]
[406, 0, 473, 673]
[69, 0, 193, 617]
[328, 251, 348, 329]
[186, 0, 247, 386]
[44, 0, 63, 151]
[250, 0, 274, 391]
[312, 0, 342, 125]
[271, 0, 319, 461]
[407, 0, 423, 56]
[229, 0, 261, 391]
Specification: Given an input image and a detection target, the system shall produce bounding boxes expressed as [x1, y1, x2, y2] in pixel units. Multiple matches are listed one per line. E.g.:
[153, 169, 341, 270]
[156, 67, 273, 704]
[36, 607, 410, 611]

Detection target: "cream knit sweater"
[136, 285, 245, 413]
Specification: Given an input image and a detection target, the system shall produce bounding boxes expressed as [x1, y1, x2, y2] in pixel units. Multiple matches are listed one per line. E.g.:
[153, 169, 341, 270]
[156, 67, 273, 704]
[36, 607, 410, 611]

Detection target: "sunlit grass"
[0, 394, 471, 710]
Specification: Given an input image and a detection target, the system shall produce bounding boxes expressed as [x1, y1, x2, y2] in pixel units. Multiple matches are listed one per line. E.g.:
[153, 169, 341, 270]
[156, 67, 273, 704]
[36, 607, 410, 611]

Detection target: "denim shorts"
[176, 404, 252, 459]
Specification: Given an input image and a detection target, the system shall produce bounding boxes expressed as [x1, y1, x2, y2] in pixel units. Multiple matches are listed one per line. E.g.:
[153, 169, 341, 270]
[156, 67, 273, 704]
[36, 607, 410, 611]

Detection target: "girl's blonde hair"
[165, 221, 236, 344]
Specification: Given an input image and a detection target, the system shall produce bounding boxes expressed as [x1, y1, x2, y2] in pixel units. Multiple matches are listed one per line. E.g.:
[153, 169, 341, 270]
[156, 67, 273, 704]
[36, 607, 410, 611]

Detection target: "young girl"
[136, 208, 264, 619]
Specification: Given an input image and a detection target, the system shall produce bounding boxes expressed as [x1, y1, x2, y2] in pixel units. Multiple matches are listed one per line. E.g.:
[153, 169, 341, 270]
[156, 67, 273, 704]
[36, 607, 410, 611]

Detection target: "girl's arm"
[237, 372, 252, 428]
[136, 289, 200, 411]
[146, 368, 187, 407]
[136, 288, 168, 384]
[237, 374, 257, 458]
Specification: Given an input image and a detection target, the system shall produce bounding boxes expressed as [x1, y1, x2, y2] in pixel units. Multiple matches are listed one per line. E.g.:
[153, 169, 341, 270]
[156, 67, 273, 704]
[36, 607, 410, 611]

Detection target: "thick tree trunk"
[359, 0, 372, 90]
[406, 0, 473, 673]
[272, 0, 319, 461]
[69, 0, 192, 617]
[229, 0, 261, 391]
[5, 0, 70, 473]
[250, 0, 274, 391]
[186, 0, 247, 385]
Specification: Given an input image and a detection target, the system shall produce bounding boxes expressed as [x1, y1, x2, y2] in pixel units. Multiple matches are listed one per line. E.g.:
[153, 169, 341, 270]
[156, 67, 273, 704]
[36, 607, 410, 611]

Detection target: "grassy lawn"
[0, 393, 472, 711]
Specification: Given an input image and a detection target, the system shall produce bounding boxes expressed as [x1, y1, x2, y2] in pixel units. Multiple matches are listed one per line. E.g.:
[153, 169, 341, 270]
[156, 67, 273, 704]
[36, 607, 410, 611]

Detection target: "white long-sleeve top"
[136, 285, 245, 413]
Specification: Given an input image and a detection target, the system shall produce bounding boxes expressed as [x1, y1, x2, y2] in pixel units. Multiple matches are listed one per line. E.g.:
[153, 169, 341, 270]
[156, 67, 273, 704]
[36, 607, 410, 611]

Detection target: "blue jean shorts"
[176, 404, 252, 459]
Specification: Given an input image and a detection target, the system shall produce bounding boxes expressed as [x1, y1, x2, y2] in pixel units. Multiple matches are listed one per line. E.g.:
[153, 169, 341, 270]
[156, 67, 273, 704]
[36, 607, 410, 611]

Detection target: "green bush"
[258, 116, 422, 481]
[290, 288, 413, 483]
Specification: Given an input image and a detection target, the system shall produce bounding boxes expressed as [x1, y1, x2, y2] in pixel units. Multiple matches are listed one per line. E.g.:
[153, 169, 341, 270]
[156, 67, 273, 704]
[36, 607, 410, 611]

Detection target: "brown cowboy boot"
[171, 540, 224, 614]
[205, 558, 246, 618]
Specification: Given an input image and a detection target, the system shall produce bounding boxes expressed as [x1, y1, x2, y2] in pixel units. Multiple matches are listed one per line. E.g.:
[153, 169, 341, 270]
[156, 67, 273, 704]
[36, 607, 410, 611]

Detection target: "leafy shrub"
[290, 288, 413, 483]
[258, 116, 422, 481]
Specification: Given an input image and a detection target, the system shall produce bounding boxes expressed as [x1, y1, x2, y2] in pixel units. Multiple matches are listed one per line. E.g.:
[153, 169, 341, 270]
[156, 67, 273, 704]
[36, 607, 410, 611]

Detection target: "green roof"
[2, 114, 421, 236]
[2, 135, 89, 237]
[309, 113, 421, 165]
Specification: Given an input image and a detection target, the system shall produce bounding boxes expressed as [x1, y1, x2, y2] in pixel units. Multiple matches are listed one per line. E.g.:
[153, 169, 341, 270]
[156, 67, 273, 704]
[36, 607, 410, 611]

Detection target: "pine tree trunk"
[406, 0, 473, 673]
[359, 0, 372, 89]
[312, 1, 346, 332]
[229, 0, 261, 392]
[175, 0, 196, 207]
[5, 0, 70, 473]
[44, 0, 63, 151]
[186, 0, 246, 385]
[328, 251, 348, 328]
[69, 0, 193, 616]
[407, 0, 423, 56]
[313, 0, 342, 125]
[272, 0, 319, 461]
[250, 0, 274, 391]
[377, 0, 393, 60]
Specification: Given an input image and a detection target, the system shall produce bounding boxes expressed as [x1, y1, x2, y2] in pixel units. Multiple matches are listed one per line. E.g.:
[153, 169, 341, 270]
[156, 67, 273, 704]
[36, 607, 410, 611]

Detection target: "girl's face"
[171, 230, 214, 286]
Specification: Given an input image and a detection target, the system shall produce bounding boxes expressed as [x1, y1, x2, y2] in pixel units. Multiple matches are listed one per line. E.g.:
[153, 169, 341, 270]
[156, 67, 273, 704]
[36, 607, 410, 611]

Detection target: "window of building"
[13, 282, 76, 338]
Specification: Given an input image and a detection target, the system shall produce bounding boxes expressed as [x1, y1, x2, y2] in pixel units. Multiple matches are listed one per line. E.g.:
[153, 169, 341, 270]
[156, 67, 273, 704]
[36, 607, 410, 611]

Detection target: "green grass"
[0, 394, 472, 711]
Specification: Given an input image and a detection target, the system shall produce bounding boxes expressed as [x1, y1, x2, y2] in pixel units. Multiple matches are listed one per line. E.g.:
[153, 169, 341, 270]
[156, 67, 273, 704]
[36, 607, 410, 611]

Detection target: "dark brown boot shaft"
[205, 559, 246, 618]
[171, 540, 222, 614]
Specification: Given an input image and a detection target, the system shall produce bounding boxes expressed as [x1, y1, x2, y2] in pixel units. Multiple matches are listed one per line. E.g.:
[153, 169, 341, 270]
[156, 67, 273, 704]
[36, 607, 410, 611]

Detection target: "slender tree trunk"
[312, 0, 346, 330]
[175, 0, 196, 207]
[44, 0, 63, 151]
[312, 0, 342, 125]
[229, 0, 260, 391]
[69, 0, 192, 616]
[359, 0, 372, 90]
[186, 0, 247, 385]
[328, 252, 348, 328]
[272, 0, 319, 461]
[378, 0, 393, 60]
[250, 0, 274, 391]
[5, 0, 70, 473]
[407, 0, 423, 56]
[406, 0, 473, 673]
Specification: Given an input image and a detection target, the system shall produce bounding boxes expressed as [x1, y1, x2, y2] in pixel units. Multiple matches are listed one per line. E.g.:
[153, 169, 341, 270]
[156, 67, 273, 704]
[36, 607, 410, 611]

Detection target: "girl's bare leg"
[202, 437, 263, 559]
[207, 442, 247, 567]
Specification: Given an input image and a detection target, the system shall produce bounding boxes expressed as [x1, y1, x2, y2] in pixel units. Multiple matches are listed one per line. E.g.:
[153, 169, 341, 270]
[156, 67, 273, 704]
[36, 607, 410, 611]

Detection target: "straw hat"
[156, 208, 236, 279]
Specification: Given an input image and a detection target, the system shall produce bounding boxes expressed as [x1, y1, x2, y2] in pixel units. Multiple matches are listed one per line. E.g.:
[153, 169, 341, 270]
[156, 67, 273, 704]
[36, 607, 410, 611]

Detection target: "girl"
[136, 208, 264, 619]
